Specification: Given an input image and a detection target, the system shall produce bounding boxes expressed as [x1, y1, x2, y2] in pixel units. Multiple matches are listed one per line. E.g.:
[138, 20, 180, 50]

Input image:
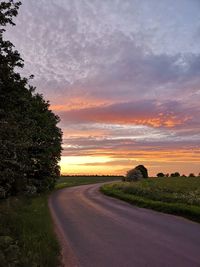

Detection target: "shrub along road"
[49, 183, 200, 267]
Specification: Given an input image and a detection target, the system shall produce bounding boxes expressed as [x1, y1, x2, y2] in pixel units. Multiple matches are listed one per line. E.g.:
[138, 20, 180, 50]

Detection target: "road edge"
[48, 191, 80, 267]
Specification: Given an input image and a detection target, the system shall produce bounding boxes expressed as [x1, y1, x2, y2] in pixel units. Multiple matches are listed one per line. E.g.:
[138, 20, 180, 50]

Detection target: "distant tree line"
[157, 172, 199, 178]
[123, 165, 199, 182]
[0, 1, 62, 198]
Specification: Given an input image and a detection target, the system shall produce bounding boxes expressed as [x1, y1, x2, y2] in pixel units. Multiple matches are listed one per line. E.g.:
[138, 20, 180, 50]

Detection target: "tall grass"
[0, 195, 60, 267]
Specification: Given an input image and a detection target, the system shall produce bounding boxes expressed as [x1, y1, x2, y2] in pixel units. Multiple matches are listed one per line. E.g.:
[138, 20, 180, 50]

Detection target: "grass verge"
[101, 177, 200, 223]
[0, 195, 60, 267]
[0, 176, 121, 266]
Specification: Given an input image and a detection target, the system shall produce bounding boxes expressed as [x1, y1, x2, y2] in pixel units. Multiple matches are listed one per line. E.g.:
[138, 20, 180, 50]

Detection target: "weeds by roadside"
[0, 196, 60, 267]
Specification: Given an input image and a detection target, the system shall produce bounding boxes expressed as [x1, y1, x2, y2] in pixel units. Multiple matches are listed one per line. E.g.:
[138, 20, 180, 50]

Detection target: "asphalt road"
[49, 183, 200, 267]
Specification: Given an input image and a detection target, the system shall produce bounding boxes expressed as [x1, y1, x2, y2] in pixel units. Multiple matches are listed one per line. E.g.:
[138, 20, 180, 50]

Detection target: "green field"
[56, 175, 121, 189]
[0, 175, 120, 267]
[101, 177, 200, 222]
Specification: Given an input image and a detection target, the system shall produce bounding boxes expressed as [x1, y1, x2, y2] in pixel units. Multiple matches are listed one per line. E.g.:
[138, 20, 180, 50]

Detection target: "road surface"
[49, 183, 200, 267]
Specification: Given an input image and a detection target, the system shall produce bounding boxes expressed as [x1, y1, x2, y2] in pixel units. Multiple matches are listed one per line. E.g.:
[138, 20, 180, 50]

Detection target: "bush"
[0, 236, 20, 266]
[126, 169, 143, 181]
[171, 172, 180, 177]
[125, 165, 148, 181]
[157, 173, 165, 178]
[135, 165, 148, 178]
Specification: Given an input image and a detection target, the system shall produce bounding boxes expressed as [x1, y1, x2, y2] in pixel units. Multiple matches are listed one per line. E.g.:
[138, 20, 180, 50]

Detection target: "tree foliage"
[135, 165, 148, 178]
[126, 168, 143, 181]
[157, 172, 165, 178]
[0, 1, 62, 198]
[170, 172, 180, 178]
[125, 165, 148, 181]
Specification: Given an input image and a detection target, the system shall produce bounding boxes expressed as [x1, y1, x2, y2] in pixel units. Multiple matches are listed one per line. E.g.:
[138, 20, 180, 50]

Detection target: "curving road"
[49, 183, 200, 267]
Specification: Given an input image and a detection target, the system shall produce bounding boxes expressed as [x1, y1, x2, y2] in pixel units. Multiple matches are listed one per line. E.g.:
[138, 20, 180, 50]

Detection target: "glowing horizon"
[60, 148, 200, 176]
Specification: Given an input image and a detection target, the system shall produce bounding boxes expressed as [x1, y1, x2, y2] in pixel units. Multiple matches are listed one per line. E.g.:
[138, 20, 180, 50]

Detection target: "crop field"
[101, 177, 200, 222]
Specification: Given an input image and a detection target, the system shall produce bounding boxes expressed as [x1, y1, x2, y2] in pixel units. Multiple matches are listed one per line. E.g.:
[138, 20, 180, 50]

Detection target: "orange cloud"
[51, 96, 113, 112]
[61, 109, 187, 128]
[59, 100, 191, 128]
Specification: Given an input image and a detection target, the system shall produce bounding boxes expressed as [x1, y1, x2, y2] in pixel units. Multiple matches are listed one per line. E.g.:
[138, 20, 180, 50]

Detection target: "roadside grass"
[0, 195, 60, 267]
[101, 177, 200, 223]
[0, 175, 121, 266]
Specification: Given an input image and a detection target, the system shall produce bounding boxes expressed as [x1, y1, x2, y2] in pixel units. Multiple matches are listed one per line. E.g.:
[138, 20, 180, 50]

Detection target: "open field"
[101, 177, 200, 222]
[56, 175, 122, 189]
[0, 176, 120, 266]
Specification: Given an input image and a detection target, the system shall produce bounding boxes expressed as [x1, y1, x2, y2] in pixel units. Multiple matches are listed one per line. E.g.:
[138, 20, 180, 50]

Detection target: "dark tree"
[157, 173, 165, 178]
[0, 1, 62, 198]
[126, 168, 143, 181]
[170, 172, 180, 177]
[188, 173, 195, 178]
[125, 165, 148, 181]
[135, 165, 148, 178]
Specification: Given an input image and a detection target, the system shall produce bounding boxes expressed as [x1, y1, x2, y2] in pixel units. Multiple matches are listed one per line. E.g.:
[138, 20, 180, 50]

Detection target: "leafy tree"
[0, 1, 62, 198]
[126, 168, 143, 181]
[125, 165, 148, 181]
[157, 172, 165, 178]
[135, 165, 148, 178]
[188, 173, 195, 178]
[170, 172, 180, 177]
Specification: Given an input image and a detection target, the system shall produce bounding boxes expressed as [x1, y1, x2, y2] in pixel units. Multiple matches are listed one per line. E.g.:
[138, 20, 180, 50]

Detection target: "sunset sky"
[6, 0, 200, 176]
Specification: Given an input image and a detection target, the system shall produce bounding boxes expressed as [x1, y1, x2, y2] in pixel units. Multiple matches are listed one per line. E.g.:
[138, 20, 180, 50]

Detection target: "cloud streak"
[60, 99, 195, 129]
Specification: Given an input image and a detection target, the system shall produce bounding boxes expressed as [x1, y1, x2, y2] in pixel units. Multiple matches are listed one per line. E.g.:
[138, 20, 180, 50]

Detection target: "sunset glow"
[6, 0, 200, 176]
